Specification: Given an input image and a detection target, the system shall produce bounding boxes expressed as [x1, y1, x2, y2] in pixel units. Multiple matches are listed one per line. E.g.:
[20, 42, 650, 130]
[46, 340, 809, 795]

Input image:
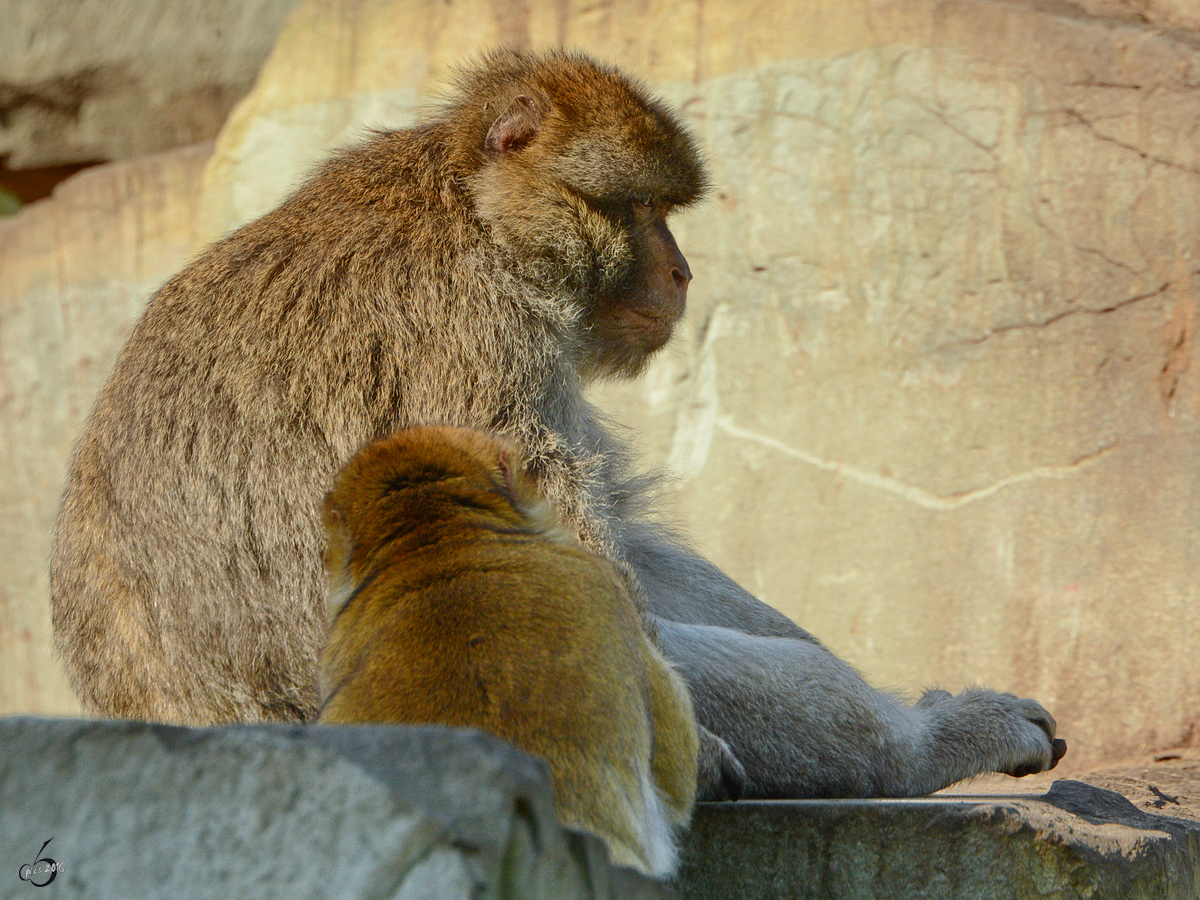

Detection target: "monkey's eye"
[633, 195, 655, 209]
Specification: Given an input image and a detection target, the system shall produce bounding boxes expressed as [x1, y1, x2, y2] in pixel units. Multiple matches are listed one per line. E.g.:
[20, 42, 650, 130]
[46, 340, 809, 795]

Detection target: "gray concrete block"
[5, 717, 1198, 898]
[677, 781, 1200, 900]
[0, 717, 668, 900]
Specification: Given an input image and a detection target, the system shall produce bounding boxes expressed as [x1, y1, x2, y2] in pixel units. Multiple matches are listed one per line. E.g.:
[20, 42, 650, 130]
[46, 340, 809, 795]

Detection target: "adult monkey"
[51, 49, 1066, 799]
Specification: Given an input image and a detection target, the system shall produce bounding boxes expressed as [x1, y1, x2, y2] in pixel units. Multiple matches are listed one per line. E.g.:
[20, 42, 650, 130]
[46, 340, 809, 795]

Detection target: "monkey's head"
[323, 426, 567, 620]
[446, 49, 709, 379]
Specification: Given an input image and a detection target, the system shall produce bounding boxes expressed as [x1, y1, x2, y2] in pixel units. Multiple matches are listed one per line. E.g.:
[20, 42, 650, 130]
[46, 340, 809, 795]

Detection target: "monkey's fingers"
[1049, 738, 1067, 769]
[696, 726, 746, 801]
[717, 745, 746, 801]
[1005, 737, 1068, 778]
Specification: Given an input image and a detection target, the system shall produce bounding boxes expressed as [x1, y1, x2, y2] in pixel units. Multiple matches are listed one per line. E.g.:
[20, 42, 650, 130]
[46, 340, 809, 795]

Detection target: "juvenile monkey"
[317, 426, 698, 877]
[52, 48, 1064, 798]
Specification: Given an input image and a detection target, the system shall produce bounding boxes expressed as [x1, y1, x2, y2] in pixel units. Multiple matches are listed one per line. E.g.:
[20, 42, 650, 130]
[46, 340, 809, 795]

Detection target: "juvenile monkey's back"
[317, 425, 700, 877]
[320, 532, 653, 743]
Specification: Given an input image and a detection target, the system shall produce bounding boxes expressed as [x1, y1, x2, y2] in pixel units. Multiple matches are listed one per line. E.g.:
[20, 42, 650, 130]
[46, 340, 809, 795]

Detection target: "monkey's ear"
[496, 447, 518, 493]
[485, 95, 542, 156]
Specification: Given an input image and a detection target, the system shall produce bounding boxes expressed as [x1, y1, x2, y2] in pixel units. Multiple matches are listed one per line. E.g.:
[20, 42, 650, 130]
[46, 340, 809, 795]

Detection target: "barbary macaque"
[317, 426, 700, 876]
[51, 48, 1065, 798]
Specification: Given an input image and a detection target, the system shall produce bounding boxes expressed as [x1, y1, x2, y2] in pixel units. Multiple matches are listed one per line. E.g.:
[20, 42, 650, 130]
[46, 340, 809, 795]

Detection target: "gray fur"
[626, 522, 1063, 797]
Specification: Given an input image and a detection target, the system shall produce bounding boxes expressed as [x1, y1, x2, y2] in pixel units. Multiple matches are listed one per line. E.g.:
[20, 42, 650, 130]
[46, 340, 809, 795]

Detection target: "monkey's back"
[48, 122, 576, 724]
[318, 525, 696, 870]
[321, 531, 654, 756]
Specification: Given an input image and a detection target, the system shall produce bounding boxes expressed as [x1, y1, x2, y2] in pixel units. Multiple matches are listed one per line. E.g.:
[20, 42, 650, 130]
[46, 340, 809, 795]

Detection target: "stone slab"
[0, 717, 667, 900]
[3, 718, 1196, 899]
[677, 767, 1200, 899]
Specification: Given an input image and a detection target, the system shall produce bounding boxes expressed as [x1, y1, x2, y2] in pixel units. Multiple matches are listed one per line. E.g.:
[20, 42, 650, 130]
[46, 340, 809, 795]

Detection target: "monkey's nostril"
[671, 267, 690, 289]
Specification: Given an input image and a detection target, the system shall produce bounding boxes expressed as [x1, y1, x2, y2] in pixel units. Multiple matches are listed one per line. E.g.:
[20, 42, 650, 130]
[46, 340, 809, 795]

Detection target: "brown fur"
[50, 49, 702, 725]
[317, 426, 697, 876]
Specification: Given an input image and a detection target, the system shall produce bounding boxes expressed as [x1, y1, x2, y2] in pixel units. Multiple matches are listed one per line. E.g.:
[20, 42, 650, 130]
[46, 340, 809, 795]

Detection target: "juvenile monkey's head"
[322, 426, 564, 621]
[444, 49, 709, 379]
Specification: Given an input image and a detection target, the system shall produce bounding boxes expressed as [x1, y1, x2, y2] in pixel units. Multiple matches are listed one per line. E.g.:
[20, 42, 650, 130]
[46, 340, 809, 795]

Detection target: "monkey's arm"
[655, 619, 1064, 799]
[622, 523, 1065, 800]
[620, 520, 816, 640]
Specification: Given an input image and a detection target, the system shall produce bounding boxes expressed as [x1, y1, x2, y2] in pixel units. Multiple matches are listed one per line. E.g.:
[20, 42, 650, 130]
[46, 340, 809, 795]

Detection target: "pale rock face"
[2, 0, 1197, 774]
[0, 0, 304, 167]
[1067, 0, 1200, 31]
[1, 145, 212, 716]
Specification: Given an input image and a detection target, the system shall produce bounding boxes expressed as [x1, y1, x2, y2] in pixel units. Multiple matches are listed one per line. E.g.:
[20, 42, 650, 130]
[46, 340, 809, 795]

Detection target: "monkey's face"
[475, 127, 702, 380]
[584, 197, 692, 378]
[459, 51, 708, 381]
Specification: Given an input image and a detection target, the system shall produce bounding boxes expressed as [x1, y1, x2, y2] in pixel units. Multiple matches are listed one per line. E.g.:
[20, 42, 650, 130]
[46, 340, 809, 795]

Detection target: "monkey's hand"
[696, 724, 746, 801]
[916, 688, 1068, 781]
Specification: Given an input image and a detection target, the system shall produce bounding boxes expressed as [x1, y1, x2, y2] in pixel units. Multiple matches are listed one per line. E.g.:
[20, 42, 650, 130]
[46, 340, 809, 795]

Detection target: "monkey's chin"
[638, 322, 682, 363]
[584, 337, 670, 381]
[581, 307, 680, 380]
[638, 328, 674, 358]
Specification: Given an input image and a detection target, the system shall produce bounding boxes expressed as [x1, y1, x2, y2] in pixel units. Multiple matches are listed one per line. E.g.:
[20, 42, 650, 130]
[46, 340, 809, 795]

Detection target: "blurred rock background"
[2, 0, 1197, 781]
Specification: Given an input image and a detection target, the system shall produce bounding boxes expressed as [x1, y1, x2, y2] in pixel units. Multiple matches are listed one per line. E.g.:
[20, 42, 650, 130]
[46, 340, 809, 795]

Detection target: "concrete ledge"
[3, 718, 1197, 899]
[678, 780, 1200, 900]
[0, 718, 666, 900]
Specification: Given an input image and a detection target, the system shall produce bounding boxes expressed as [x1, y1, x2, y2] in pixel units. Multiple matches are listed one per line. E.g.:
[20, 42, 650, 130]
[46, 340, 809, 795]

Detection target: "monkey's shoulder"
[337, 524, 636, 628]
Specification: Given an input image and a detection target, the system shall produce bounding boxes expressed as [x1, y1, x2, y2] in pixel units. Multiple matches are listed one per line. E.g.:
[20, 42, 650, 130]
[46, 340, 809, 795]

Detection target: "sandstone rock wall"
[1, 0, 1196, 776]
[0, 0, 303, 167]
[0, 146, 212, 715]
